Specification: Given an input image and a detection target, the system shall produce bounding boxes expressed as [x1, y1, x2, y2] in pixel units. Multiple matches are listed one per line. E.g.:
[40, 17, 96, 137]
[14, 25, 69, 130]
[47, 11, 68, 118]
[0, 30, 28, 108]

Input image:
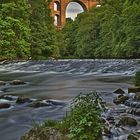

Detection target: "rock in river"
[16, 97, 31, 104]
[10, 80, 25, 85]
[135, 93, 140, 101]
[126, 108, 140, 116]
[0, 81, 6, 86]
[28, 101, 50, 108]
[0, 95, 16, 101]
[0, 103, 10, 109]
[113, 95, 129, 105]
[127, 133, 140, 140]
[128, 87, 140, 93]
[114, 88, 125, 94]
[118, 116, 138, 126]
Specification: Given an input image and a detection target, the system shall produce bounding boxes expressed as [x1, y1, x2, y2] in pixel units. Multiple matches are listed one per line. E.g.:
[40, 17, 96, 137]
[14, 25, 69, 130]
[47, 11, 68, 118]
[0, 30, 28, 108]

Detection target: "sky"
[66, 2, 84, 20]
[54, 2, 84, 25]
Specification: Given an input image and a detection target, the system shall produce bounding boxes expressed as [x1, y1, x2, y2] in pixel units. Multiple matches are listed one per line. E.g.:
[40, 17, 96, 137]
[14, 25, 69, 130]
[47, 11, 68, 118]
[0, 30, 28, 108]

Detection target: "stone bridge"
[49, 0, 98, 27]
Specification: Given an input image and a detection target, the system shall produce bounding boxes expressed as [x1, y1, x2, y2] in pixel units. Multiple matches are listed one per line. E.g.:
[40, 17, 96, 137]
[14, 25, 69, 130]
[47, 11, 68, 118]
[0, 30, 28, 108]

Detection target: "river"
[0, 59, 140, 140]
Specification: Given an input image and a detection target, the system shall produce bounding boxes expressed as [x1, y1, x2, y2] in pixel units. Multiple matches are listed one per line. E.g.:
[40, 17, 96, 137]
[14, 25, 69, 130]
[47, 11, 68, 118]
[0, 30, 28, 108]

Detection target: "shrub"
[65, 92, 104, 140]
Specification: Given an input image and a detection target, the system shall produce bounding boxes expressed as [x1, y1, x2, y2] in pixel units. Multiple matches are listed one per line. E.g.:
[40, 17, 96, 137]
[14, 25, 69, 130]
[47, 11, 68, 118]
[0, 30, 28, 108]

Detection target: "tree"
[29, 0, 59, 59]
[0, 0, 31, 60]
[61, 0, 140, 59]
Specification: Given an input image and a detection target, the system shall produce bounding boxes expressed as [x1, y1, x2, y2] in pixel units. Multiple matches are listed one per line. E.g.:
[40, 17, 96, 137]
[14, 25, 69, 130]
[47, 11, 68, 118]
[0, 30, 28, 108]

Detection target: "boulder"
[127, 133, 139, 140]
[128, 87, 140, 93]
[103, 126, 111, 136]
[0, 95, 15, 101]
[0, 103, 10, 109]
[113, 95, 129, 105]
[136, 129, 140, 135]
[16, 97, 31, 104]
[21, 127, 67, 140]
[10, 80, 25, 85]
[0, 81, 6, 86]
[118, 116, 137, 126]
[28, 101, 49, 108]
[126, 108, 140, 116]
[135, 93, 140, 101]
[114, 88, 125, 94]
[118, 94, 124, 98]
[133, 109, 140, 116]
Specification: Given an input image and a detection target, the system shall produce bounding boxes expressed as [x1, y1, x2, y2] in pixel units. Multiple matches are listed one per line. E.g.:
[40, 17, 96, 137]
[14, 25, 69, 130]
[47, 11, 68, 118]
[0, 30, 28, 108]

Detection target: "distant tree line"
[0, 0, 140, 60]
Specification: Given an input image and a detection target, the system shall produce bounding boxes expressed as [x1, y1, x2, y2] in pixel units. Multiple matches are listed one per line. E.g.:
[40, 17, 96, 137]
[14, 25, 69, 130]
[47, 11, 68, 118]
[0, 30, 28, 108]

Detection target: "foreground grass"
[21, 92, 104, 140]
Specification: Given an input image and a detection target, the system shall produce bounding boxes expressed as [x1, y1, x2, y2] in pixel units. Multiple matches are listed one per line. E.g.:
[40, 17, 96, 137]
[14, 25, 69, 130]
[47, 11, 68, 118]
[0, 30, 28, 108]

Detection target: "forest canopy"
[0, 0, 140, 60]
[60, 0, 140, 58]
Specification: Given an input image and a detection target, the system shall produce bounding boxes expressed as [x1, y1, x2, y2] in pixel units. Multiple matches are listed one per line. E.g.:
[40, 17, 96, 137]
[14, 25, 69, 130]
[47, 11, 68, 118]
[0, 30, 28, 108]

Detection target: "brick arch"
[50, 0, 98, 27]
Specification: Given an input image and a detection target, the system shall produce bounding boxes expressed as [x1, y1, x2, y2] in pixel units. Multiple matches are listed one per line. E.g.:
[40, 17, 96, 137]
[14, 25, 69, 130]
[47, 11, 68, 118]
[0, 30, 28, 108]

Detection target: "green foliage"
[0, 0, 31, 60]
[65, 92, 103, 140]
[58, 20, 79, 58]
[0, 0, 60, 60]
[29, 0, 59, 59]
[60, 0, 140, 59]
[135, 70, 140, 86]
[1, 0, 139, 60]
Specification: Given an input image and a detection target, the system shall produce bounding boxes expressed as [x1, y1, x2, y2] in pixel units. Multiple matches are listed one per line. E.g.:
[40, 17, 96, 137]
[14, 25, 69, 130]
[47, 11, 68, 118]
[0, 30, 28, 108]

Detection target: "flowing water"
[0, 59, 140, 140]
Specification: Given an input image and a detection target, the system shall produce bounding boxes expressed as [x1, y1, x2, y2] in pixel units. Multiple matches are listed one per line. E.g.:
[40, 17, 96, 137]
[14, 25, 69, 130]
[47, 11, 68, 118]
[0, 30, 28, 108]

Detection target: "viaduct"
[49, 0, 99, 27]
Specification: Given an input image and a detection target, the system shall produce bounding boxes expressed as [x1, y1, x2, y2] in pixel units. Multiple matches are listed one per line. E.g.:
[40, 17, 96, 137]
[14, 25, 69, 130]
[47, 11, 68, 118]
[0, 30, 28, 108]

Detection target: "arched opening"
[54, 15, 61, 26]
[66, 2, 86, 20]
[54, 1, 60, 11]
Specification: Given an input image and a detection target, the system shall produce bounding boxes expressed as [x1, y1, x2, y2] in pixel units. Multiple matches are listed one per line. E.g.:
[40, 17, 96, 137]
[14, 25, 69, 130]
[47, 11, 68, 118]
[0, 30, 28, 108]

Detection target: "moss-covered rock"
[20, 127, 68, 140]
[113, 95, 129, 105]
[0, 81, 6, 86]
[16, 97, 31, 104]
[126, 108, 140, 116]
[127, 133, 139, 140]
[28, 101, 49, 108]
[128, 87, 140, 93]
[118, 116, 137, 126]
[103, 126, 111, 135]
[135, 93, 140, 101]
[10, 80, 25, 85]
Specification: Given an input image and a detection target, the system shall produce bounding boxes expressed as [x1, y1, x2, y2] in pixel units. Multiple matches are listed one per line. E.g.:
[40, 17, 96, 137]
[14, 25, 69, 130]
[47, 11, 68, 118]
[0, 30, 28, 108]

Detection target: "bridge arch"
[65, 1, 88, 12]
[65, 1, 87, 20]
[50, 0, 98, 27]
